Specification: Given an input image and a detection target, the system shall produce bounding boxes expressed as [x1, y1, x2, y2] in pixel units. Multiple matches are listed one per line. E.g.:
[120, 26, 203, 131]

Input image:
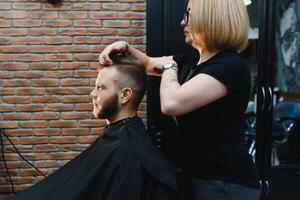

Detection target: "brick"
[118, 12, 145, 19]
[102, 3, 130, 11]
[14, 71, 44, 79]
[45, 54, 73, 62]
[30, 63, 59, 70]
[44, 36, 72, 44]
[0, 11, 27, 19]
[13, 2, 41, 10]
[61, 112, 90, 120]
[0, 54, 14, 62]
[88, 45, 103, 52]
[4, 145, 33, 153]
[46, 104, 74, 111]
[74, 70, 97, 78]
[103, 20, 130, 28]
[75, 87, 93, 95]
[78, 136, 98, 144]
[20, 121, 48, 128]
[3, 96, 31, 104]
[32, 112, 60, 120]
[0, 70, 16, 79]
[0, 105, 16, 112]
[5, 129, 33, 136]
[43, 20, 72, 27]
[74, 103, 93, 111]
[47, 153, 78, 160]
[2, 79, 31, 87]
[30, 46, 58, 53]
[73, 20, 101, 27]
[0, 3, 11, 10]
[23, 153, 48, 161]
[0, 19, 11, 27]
[130, 36, 145, 44]
[73, 36, 102, 44]
[1, 136, 18, 145]
[0, 88, 15, 95]
[62, 144, 89, 151]
[13, 37, 42, 45]
[58, 45, 88, 53]
[4, 48, 23, 59]
[131, 21, 145, 28]
[0, 121, 18, 129]
[91, 127, 105, 135]
[118, 28, 145, 36]
[89, 62, 101, 69]
[29, 28, 57, 36]
[32, 96, 60, 103]
[132, 4, 146, 11]
[74, 54, 99, 62]
[46, 88, 77, 95]
[20, 169, 47, 176]
[47, 71, 73, 78]
[61, 79, 89, 86]
[17, 104, 44, 112]
[11, 177, 35, 184]
[72, 3, 102, 10]
[62, 95, 90, 103]
[60, 62, 87, 70]
[0, 28, 28, 36]
[34, 144, 60, 152]
[19, 137, 48, 145]
[49, 137, 77, 144]
[49, 120, 78, 128]
[1, 63, 26, 71]
[16, 88, 46, 95]
[101, 37, 128, 44]
[34, 161, 62, 168]
[14, 20, 42, 27]
[88, 28, 117, 36]
[16, 54, 43, 62]
[34, 129, 60, 136]
[29, 11, 58, 19]
[90, 12, 117, 19]
[59, 11, 87, 18]
[32, 79, 60, 87]
[2, 113, 31, 120]
[59, 28, 87, 36]
[0, 37, 11, 45]
[0, 154, 18, 161]
[62, 128, 89, 135]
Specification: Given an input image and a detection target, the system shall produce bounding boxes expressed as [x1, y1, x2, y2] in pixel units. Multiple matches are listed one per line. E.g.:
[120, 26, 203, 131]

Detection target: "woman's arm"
[99, 41, 174, 76]
[160, 68, 228, 116]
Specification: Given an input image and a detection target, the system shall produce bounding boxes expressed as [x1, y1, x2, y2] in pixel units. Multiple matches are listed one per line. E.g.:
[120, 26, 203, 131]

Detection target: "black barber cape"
[9, 116, 178, 200]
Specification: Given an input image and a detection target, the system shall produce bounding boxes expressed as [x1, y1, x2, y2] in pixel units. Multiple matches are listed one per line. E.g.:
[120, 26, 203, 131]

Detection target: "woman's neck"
[197, 48, 219, 65]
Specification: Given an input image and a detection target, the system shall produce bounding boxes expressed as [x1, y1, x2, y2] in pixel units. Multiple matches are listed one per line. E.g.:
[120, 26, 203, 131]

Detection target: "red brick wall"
[0, 0, 146, 198]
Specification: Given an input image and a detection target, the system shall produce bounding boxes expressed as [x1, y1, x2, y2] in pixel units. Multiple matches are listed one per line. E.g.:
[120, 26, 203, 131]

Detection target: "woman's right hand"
[99, 41, 129, 65]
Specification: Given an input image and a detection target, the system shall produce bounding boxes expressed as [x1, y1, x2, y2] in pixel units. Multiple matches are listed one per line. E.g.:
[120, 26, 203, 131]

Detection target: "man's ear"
[120, 87, 133, 105]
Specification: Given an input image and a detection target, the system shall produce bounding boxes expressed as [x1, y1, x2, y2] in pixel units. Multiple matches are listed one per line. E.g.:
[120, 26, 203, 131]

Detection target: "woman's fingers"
[99, 41, 128, 65]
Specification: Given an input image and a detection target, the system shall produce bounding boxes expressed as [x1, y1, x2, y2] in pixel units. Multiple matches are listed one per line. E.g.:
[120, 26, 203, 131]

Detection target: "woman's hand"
[99, 41, 129, 65]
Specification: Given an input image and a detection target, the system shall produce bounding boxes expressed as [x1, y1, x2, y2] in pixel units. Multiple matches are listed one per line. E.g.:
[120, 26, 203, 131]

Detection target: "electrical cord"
[0, 128, 46, 193]
[0, 129, 14, 193]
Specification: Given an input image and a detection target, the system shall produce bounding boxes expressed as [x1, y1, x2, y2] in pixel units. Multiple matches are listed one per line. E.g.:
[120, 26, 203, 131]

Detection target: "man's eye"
[97, 85, 103, 90]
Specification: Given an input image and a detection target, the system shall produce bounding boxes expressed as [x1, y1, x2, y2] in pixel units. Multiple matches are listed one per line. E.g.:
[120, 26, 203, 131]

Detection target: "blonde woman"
[99, 0, 261, 199]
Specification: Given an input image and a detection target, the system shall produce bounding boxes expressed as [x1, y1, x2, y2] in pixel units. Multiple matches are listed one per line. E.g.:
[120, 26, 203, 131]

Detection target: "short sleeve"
[200, 54, 251, 94]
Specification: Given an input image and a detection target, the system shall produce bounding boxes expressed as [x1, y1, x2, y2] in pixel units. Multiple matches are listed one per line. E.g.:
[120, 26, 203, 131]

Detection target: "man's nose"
[90, 88, 96, 98]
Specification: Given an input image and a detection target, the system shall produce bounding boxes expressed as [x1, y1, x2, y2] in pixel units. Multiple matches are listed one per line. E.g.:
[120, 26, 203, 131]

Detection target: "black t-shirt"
[173, 51, 260, 189]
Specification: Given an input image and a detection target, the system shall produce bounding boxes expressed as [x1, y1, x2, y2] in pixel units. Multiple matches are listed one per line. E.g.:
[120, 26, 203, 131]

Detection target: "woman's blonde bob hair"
[189, 0, 249, 52]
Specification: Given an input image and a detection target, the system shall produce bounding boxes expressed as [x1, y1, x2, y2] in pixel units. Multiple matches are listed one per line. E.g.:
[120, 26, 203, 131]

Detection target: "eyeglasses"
[182, 8, 191, 25]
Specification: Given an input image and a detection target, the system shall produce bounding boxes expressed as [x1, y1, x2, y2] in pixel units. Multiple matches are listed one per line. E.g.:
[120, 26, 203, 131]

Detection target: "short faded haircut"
[189, 0, 249, 52]
[105, 54, 147, 108]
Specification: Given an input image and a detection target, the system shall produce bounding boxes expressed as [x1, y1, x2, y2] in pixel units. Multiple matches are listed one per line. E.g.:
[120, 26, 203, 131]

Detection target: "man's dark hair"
[108, 54, 147, 108]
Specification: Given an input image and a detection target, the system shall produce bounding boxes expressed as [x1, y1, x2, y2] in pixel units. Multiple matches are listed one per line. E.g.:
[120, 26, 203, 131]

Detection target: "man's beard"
[94, 94, 119, 120]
